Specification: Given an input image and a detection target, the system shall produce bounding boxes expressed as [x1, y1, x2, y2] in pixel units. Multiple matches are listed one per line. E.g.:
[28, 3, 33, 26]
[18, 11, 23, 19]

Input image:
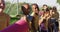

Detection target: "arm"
[7, 15, 10, 26]
[39, 15, 46, 25]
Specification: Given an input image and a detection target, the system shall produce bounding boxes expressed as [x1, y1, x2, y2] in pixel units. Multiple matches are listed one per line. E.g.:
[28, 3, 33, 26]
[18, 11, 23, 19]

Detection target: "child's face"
[50, 10, 53, 13]
[0, 0, 2, 3]
[0, 0, 4, 13]
[0, 4, 3, 13]
[44, 12, 49, 17]
[43, 6, 47, 10]
[50, 10, 53, 15]
[32, 5, 38, 13]
[0, 4, 4, 13]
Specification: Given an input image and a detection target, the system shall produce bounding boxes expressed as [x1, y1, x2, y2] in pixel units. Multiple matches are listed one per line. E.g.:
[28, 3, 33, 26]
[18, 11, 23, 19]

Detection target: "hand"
[46, 15, 51, 20]
[52, 12, 55, 14]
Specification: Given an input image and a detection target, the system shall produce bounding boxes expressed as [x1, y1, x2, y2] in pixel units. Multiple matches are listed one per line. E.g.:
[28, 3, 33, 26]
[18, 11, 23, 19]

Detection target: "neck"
[0, 12, 4, 15]
[0, 12, 3, 14]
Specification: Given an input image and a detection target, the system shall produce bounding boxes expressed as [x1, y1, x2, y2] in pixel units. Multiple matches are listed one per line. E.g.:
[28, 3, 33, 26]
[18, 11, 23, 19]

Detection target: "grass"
[10, 17, 20, 25]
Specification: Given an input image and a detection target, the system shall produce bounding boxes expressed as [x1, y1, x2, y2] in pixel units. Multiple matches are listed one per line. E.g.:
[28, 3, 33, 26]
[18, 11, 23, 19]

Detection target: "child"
[0, 0, 10, 30]
[1, 3, 32, 32]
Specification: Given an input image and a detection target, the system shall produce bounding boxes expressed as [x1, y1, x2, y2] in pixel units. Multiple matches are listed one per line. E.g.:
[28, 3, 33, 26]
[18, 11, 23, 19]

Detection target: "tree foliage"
[57, 0, 60, 4]
[4, 2, 27, 17]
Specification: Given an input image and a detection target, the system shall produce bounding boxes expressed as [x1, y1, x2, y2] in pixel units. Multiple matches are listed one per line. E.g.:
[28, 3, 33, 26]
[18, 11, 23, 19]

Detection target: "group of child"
[0, 0, 59, 32]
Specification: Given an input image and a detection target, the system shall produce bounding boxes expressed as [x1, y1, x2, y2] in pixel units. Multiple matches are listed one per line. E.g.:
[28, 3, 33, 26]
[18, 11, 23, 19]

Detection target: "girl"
[1, 4, 31, 32]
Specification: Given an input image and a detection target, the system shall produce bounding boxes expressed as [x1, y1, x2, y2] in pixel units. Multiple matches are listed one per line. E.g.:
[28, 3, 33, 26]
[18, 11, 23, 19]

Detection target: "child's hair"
[21, 4, 30, 15]
[46, 8, 49, 12]
[32, 3, 40, 11]
[52, 6, 57, 12]
[21, 6, 26, 15]
[49, 7, 53, 10]
[43, 4, 47, 7]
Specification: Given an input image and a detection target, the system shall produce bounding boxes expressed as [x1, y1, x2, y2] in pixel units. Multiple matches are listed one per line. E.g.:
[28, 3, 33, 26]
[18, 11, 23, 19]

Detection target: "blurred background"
[4, 0, 60, 30]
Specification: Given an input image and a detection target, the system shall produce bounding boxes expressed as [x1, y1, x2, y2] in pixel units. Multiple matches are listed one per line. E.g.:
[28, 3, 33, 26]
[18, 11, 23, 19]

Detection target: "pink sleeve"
[1, 19, 29, 32]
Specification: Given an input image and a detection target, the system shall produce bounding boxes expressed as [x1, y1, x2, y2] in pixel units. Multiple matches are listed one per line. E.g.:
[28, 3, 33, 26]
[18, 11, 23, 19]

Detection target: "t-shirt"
[0, 13, 10, 30]
[51, 12, 59, 20]
[40, 19, 47, 31]
[40, 23, 47, 30]
[1, 17, 29, 32]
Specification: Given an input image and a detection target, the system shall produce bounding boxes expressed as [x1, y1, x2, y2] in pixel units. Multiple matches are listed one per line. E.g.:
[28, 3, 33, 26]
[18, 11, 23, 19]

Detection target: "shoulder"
[3, 13, 10, 18]
[16, 16, 27, 24]
[31, 12, 35, 16]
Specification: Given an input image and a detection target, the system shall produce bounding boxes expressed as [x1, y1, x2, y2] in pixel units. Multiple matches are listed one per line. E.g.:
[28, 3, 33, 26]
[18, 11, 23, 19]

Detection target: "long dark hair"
[21, 3, 30, 15]
[32, 4, 40, 11]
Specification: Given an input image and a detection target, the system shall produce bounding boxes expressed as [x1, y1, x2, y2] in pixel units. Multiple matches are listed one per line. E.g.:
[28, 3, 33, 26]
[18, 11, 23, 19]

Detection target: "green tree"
[57, 0, 60, 4]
